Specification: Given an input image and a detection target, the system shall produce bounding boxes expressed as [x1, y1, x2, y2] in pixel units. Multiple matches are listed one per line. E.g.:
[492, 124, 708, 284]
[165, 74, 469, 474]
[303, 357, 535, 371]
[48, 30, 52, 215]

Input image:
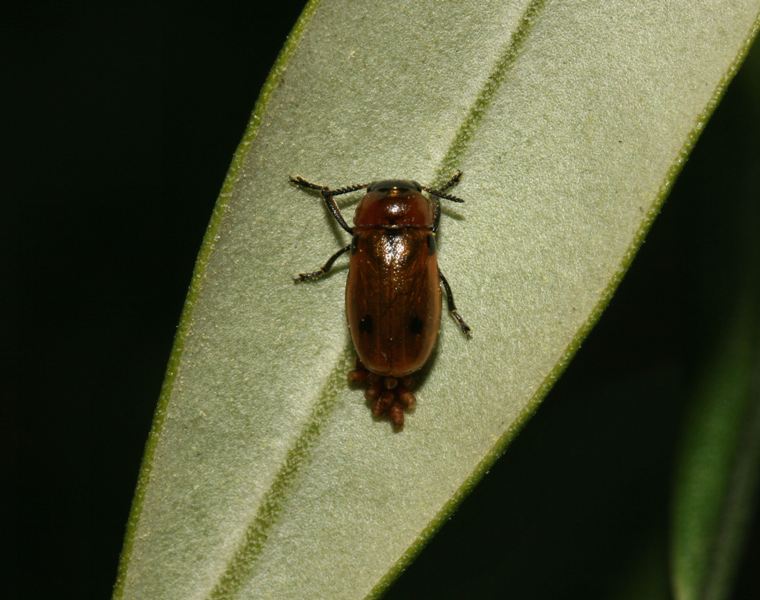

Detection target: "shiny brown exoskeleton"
[291, 172, 471, 429]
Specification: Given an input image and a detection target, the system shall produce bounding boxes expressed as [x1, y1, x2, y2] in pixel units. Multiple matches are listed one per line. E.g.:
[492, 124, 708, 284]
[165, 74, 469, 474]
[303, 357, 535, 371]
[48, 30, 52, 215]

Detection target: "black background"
[11, 2, 759, 598]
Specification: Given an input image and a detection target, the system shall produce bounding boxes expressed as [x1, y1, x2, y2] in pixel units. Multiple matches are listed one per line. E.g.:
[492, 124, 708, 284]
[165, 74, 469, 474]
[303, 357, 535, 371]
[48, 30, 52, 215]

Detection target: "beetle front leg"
[294, 244, 351, 283]
[290, 176, 368, 235]
[427, 171, 464, 232]
[439, 269, 472, 337]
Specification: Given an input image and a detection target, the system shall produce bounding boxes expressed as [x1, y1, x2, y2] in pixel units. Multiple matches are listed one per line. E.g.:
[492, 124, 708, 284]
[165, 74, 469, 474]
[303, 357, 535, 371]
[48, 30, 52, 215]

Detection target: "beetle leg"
[290, 176, 368, 235]
[294, 244, 351, 283]
[439, 269, 472, 337]
[427, 171, 463, 232]
[319, 192, 354, 234]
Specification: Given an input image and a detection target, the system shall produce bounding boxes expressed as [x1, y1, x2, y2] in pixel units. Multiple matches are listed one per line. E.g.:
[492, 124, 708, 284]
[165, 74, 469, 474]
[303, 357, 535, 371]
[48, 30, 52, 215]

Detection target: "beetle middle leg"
[439, 269, 472, 337]
[294, 243, 351, 283]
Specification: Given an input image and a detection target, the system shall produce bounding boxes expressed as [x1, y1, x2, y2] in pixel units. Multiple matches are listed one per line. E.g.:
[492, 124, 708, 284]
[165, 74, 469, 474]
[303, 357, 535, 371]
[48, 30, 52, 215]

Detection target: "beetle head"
[366, 180, 422, 194]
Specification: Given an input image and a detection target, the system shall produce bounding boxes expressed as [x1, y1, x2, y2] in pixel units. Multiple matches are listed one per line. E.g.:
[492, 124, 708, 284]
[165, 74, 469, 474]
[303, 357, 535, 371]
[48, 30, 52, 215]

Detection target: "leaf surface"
[115, 2, 760, 598]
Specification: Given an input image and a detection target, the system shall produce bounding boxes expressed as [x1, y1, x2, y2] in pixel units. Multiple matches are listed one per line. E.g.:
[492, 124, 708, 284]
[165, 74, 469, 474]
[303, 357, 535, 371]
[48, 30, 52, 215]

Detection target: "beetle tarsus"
[294, 270, 325, 283]
[451, 310, 472, 338]
[294, 244, 351, 283]
[439, 269, 472, 338]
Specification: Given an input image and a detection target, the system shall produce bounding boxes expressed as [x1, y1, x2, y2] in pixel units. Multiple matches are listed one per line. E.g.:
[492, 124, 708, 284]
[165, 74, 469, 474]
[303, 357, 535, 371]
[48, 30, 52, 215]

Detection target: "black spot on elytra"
[351, 236, 358, 254]
[359, 314, 373, 333]
[409, 315, 424, 335]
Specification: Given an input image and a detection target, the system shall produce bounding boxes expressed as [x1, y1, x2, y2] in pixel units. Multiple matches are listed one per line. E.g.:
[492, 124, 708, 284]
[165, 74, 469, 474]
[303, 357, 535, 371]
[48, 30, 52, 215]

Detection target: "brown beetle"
[291, 171, 470, 429]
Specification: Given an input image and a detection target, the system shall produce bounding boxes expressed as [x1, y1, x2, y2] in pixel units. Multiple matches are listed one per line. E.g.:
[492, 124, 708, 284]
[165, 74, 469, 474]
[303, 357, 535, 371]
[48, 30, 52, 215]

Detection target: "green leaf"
[608, 530, 671, 600]
[670, 43, 760, 600]
[672, 302, 760, 600]
[115, 2, 760, 598]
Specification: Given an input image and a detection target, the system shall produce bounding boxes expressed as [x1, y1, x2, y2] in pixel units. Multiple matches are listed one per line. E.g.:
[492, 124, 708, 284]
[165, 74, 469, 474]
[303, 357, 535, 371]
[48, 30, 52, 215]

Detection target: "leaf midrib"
[202, 1, 548, 598]
[115, 2, 760, 599]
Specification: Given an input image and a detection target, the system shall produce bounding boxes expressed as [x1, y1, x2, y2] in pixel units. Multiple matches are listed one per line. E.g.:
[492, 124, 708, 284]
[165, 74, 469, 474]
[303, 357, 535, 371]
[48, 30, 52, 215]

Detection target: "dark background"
[11, 2, 759, 598]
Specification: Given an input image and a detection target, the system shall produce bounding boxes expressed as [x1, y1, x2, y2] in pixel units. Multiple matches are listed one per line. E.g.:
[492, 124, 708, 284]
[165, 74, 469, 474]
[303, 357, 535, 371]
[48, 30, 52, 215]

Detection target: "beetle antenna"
[422, 170, 464, 202]
[289, 175, 326, 191]
[330, 182, 370, 196]
[290, 176, 368, 197]
[422, 186, 465, 203]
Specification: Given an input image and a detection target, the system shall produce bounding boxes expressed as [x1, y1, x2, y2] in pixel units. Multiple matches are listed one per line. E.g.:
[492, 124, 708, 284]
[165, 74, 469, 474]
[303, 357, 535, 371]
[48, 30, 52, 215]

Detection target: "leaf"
[114, 2, 760, 598]
[383, 34, 760, 600]
[672, 303, 760, 600]
[670, 41, 760, 600]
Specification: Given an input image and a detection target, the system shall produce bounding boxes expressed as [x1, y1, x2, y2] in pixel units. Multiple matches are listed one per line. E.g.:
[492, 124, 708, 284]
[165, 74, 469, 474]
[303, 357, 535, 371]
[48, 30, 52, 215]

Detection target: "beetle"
[291, 171, 470, 429]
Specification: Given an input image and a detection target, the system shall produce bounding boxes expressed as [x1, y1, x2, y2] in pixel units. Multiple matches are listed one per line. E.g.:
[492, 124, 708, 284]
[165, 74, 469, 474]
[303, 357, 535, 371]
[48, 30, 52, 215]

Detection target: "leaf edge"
[111, 2, 324, 597]
[368, 12, 760, 600]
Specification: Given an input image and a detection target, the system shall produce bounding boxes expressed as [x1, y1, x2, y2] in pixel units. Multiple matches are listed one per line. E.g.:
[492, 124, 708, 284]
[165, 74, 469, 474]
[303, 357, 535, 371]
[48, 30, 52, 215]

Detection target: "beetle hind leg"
[439, 269, 472, 337]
